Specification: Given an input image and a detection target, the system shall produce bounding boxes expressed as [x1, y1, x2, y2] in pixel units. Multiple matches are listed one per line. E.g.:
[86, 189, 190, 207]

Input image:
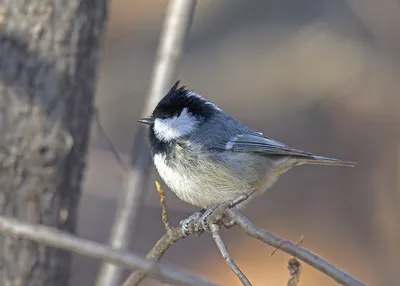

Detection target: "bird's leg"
[179, 205, 226, 236]
[200, 189, 255, 231]
[180, 189, 256, 235]
[200, 203, 227, 231]
[201, 189, 256, 231]
[179, 209, 205, 236]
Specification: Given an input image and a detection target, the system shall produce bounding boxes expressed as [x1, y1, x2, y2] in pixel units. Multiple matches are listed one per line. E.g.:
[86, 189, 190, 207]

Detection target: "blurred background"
[72, 0, 400, 285]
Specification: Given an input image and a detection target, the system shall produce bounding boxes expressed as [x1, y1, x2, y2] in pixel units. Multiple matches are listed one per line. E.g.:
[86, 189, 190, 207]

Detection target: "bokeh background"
[72, 1, 400, 285]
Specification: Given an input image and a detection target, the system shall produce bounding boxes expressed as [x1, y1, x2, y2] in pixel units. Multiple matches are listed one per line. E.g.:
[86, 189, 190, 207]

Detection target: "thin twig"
[271, 235, 304, 257]
[229, 189, 256, 207]
[123, 188, 365, 286]
[93, 107, 126, 171]
[227, 209, 365, 286]
[155, 181, 170, 231]
[0, 216, 214, 286]
[96, 1, 198, 284]
[287, 258, 301, 286]
[122, 227, 185, 286]
[122, 189, 254, 286]
[122, 181, 189, 285]
[123, 189, 244, 286]
[209, 224, 251, 286]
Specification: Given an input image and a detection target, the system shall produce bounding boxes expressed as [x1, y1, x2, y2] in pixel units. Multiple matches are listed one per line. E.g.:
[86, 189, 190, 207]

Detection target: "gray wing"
[213, 133, 315, 158]
[207, 132, 356, 167]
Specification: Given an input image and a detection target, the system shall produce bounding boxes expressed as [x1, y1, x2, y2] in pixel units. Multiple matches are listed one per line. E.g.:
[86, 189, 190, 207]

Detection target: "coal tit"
[139, 81, 355, 228]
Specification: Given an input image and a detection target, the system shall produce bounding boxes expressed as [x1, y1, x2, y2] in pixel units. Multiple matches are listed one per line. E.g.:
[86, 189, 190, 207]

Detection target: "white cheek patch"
[153, 107, 197, 141]
[187, 91, 222, 111]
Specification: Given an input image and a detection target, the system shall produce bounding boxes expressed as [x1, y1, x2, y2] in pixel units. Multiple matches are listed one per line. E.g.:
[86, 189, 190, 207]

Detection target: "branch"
[209, 223, 251, 286]
[122, 227, 185, 286]
[122, 183, 190, 286]
[0, 216, 214, 286]
[93, 107, 127, 172]
[287, 258, 302, 286]
[97, 0, 198, 284]
[124, 189, 253, 286]
[227, 209, 365, 286]
[156, 181, 171, 232]
[124, 187, 365, 286]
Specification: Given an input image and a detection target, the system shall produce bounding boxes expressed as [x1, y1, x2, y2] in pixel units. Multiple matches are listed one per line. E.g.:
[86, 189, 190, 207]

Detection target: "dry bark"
[0, 0, 109, 285]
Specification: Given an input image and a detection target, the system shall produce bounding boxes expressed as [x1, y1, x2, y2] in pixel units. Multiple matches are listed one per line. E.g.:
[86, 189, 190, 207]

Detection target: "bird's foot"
[200, 190, 256, 231]
[179, 210, 205, 236]
[200, 203, 228, 232]
[178, 204, 226, 235]
[179, 190, 256, 236]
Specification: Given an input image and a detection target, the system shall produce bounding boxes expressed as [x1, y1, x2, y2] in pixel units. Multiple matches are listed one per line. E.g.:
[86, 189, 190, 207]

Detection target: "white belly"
[153, 152, 280, 208]
[153, 153, 197, 203]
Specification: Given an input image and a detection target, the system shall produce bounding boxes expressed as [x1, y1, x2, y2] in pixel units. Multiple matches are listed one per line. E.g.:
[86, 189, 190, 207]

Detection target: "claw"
[200, 203, 223, 232]
[179, 211, 204, 236]
[179, 200, 236, 236]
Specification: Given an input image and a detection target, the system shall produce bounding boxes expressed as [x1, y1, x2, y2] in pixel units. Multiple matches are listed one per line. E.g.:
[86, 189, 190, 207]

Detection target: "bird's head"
[139, 81, 219, 144]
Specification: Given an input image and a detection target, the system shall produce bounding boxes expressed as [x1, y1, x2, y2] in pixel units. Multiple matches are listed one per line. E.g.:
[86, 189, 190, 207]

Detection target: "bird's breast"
[152, 147, 280, 208]
[153, 152, 196, 204]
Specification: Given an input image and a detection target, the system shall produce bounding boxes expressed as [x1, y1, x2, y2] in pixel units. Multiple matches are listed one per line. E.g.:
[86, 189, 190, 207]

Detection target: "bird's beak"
[138, 117, 154, 125]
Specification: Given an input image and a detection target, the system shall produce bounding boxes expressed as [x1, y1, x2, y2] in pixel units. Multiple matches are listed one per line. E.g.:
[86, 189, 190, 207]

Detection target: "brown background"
[71, 1, 400, 285]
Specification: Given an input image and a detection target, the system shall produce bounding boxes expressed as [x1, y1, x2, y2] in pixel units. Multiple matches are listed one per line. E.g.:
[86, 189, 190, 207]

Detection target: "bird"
[139, 81, 356, 232]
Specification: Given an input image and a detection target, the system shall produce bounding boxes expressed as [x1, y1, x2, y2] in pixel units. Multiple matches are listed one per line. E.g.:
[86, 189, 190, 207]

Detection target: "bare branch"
[209, 223, 251, 286]
[287, 258, 302, 286]
[156, 181, 170, 232]
[93, 107, 127, 171]
[122, 228, 185, 286]
[271, 235, 304, 257]
[0, 216, 214, 286]
[122, 182, 186, 286]
[124, 188, 364, 286]
[97, 0, 198, 284]
[226, 209, 365, 286]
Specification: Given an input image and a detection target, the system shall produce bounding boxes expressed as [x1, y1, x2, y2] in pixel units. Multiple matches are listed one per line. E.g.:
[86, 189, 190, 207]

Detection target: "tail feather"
[300, 155, 356, 167]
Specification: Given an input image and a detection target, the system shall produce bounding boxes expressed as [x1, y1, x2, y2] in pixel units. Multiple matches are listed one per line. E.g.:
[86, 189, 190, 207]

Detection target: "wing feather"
[216, 134, 315, 158]
[209, 133, 356, 167]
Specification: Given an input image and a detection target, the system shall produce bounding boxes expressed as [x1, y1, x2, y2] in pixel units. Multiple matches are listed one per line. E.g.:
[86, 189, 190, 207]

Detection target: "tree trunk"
[0, 0, 109, 285]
